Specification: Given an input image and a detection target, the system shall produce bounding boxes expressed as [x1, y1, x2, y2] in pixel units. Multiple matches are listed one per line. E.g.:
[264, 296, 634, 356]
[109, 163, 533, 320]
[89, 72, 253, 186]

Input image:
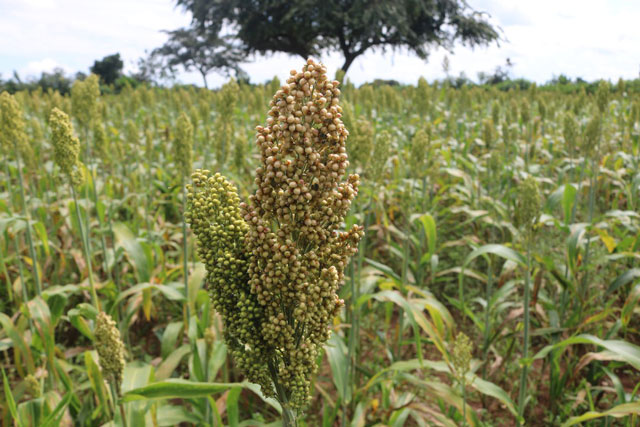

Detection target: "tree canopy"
[90, 53, 123, 85]
[176, 0, 500, 73]
[150, 27, 245, 88]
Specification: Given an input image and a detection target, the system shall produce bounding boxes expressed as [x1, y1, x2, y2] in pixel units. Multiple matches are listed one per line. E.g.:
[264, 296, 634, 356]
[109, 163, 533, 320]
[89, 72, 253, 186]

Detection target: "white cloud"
[23, 58, 71, 75]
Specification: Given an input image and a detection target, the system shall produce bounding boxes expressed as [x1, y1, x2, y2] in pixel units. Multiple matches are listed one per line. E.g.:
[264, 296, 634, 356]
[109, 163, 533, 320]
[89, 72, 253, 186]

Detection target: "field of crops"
[1, 61, 640, 426]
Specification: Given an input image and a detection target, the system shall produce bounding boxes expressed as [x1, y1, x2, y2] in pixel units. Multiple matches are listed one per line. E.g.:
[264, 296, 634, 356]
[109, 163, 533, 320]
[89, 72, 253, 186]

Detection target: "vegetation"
[173, 0, 500, 73]
[1, 64, 639, 426]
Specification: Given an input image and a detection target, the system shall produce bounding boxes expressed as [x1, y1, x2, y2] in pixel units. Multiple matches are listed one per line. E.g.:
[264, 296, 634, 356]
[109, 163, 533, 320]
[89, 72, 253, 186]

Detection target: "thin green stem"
[182, 182, 190, 320]
[90, 165, 111, 283]
[517, 240, 532, 423]
[15, 150, 42, 297]
[71, 184, 100, 310]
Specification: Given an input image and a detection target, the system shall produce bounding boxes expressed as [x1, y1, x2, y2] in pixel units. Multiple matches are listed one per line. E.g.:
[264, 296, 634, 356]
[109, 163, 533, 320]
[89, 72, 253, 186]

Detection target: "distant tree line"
[0, 53, 151, 94]
[2, 50, 639, 95]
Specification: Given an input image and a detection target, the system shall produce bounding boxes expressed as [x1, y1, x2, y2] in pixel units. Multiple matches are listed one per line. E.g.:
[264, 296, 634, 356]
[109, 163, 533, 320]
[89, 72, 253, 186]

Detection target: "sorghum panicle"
[49, 107, 84, 186]
[71, 74, 100, 130]
[174, 112, 193, 178]
[243, 58, 363, 408]
[95, 311, 126, 393]
[0, 91, 28, 152]
[452, 332, 473, 377]
[515, 177, 541, 232]
[187, 59, 363, 410]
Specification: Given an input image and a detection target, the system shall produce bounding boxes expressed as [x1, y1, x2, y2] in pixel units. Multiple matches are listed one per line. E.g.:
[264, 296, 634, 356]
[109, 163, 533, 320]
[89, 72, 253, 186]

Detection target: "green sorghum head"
[93, 120, 109, 163]
[49, 107, 84, 186]
[582, 114, 602, 156]
[368, 130, 392, 182]
[349, 116, 374, 170]
[452, 332, 473, 377]
[515, 176, 541, 232]
[24, 374, 41, 398]
[563, 113, 578, 154]
[94, 311, 126, 393]
[71, 74, 100, 130]
[482, 118, 495, 149]
[0, 91, 28, 152]
[595, 80, 609, 115]
[174, 112, 193, 178]
[125, 120, 139, 147]
[218, 78, 239, 118]
[409, 126, 431, 177]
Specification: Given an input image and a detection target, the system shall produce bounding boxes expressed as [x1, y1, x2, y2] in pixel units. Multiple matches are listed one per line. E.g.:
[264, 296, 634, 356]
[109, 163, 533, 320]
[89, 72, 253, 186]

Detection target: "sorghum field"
[1, 61, 640, 426]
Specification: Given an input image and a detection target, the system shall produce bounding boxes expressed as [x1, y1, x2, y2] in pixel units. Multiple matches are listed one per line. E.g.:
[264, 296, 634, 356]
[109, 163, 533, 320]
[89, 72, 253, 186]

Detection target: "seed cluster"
[49, 107, 84, 186]
[0, 92, 28, 152]
[187, 59, 363, 410]
[186, 170, 273, 395]
[95, 311, 126, 392]
[71, 74, 100, 131]
[515, 177, 541, 233]
[174, 112, 193, 178]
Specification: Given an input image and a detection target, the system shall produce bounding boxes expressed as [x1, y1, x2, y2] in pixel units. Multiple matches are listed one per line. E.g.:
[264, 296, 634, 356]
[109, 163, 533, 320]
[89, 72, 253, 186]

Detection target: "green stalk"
[269, 359, 298, 427]
[0, 244, 12, 302]
[461, 374, 467, 427]
[71, 184, 100, 310]
[578, 156, 598, 310]
[517, 240, 532, 423]
[109, 381, 128, 427]
[182, 182, 190, 320]
[14, 149, 42, 297]
[481, 259, 493, 381]
[90, 166, 111, 283]
[13, 236, 29, 303]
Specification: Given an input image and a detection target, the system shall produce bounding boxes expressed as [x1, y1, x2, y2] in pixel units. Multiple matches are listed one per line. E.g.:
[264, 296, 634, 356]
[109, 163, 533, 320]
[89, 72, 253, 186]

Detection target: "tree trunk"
[200, 70, 209, 89]
[341, 54, 357, 75]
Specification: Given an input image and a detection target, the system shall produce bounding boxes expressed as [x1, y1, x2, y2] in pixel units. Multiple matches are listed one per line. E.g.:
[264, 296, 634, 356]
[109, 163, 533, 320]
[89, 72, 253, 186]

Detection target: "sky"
[1, 0, 639, 88]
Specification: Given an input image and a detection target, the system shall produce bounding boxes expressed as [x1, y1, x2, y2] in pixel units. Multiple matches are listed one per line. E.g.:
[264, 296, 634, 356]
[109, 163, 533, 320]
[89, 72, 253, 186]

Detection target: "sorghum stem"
[71, 184, 100, 310]
[182, 182, 190, 320]
[517, 241, 532, 423]
[15, 150, 42, 297]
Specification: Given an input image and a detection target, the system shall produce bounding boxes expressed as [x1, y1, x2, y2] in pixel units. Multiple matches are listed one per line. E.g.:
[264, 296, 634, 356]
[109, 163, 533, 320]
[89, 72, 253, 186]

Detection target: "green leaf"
[418, 213, 437, 256]
[325, 333, 350, 404]
[533, 334, 640, 370]
[33, 221, 49, 257]
[0, 313, 35, 374]
[120, 379, 239, 402]
[84, 351, 110, 418]
[562, 183, 576, 224]
[113, 222, 151, 283]
[561, 402, 640, 426]
[606, 268, 640, 296]
[161, 322, 184, 359]
[365, 258, 401, 283]
[227, 386, 242, 427]
[156, 345, 191, 381]
[462, 244, 525, 268]
[469, 376, 517, 417]
[2, 368, 21, 426]
[40, 392, 73, 427]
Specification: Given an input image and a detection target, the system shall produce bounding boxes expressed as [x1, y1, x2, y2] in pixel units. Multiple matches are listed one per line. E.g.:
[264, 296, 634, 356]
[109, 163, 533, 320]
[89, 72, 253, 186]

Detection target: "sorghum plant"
[187, 59, 363, 425]
[50, 108, 100, 308]
[213, 78, 239, 167]
[94, 311, 127, 425]
[0, 92, 42, 297]
[515, 176, 541, 423]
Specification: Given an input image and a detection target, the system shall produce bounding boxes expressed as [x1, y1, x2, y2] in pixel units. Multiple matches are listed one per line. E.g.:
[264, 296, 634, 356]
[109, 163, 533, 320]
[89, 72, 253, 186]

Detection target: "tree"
[176, 0, 500, 74]
[150, 27, 245, 88]
[91, 53, 124, 85]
